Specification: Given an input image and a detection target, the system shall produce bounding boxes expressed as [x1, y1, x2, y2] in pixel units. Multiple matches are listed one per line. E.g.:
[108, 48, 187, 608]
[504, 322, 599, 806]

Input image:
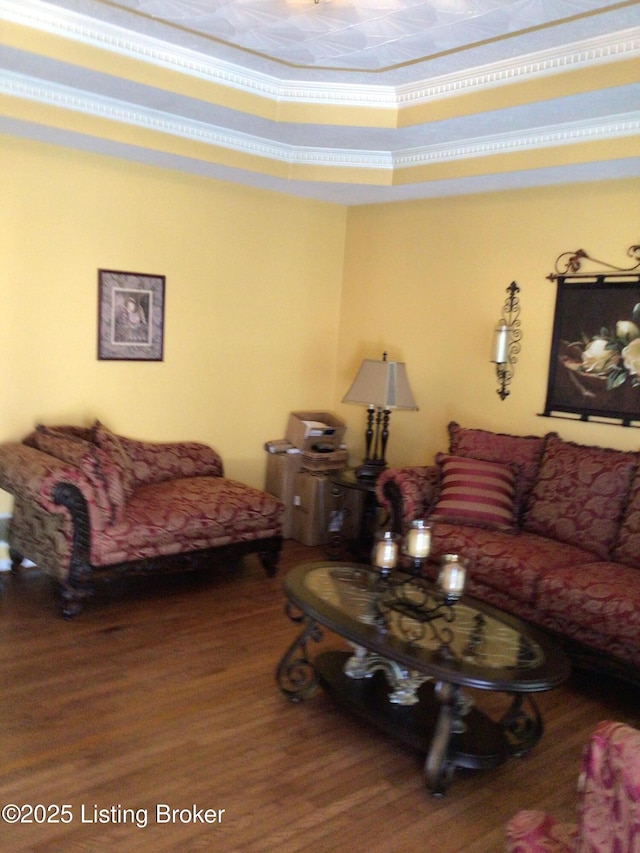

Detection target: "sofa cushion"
[429, 524, 600, 605]
[429, 454, 518, 532]
[614, 466, 640, 569]
[91, 476, 283, 565]
[536, 562, 640, 644]
[523, 435, 638, 560]
[447, 422, 550, 517]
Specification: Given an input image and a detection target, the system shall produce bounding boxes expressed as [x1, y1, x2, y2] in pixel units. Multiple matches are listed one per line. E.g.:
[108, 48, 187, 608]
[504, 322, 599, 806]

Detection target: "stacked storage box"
[264, 411, 353, 546]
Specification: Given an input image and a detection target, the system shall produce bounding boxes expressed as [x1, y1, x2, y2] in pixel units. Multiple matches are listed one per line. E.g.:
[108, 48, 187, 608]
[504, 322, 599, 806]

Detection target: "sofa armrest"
[376, 465, 440, 535]
[0, 443, 110, 531]
[118, 436, 224, 486]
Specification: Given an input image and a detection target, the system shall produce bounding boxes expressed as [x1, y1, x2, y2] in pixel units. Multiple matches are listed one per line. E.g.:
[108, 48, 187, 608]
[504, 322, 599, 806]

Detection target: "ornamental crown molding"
[1, 0, 639, 110]
[3, 68, 638, 171]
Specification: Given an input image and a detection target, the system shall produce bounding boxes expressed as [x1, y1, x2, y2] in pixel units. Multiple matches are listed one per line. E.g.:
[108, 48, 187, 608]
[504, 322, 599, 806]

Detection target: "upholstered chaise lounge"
[0, 423, 283, 617]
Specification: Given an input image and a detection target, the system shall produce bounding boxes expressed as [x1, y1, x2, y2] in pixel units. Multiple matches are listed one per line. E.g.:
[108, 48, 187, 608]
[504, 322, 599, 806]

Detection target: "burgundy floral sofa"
[377, 422, 640, 686]
[0, 423, 283, 617]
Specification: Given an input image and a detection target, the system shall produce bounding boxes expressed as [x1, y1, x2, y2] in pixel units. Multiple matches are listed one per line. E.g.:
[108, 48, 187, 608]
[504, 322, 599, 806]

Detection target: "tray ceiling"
[1, 0, 639, 204]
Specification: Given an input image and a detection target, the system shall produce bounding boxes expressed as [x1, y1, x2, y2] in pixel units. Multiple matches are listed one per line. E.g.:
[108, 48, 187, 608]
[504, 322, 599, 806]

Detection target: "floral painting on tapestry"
[543, 278, 640, 426]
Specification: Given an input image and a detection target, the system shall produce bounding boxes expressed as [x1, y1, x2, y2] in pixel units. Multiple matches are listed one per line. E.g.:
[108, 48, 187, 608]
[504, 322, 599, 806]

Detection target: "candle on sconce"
[438, 554, 467, 599]
[372, 531, 399, 571]
[406, 519, 431, 559]
[491, 320, 510, 364]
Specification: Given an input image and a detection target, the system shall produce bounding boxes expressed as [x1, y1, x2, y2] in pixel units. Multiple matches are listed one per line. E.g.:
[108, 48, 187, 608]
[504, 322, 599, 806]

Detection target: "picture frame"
[543, 275, 640, 426]
[98, 269, 165, 361]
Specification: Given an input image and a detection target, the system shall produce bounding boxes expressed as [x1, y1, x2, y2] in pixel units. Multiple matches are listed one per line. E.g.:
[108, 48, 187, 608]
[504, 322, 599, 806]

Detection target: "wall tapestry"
[98, 269, 165, 361]
[543, 246, 640, 426]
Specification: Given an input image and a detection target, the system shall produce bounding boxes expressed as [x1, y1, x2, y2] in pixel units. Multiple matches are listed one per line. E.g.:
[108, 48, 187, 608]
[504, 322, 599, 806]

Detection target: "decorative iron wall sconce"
[490, 281, 522, 400]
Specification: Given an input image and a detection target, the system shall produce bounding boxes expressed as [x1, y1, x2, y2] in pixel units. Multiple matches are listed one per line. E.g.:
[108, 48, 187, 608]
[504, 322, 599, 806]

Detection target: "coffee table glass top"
[286, 562, 569, 691]
[305, 565, 543, 670]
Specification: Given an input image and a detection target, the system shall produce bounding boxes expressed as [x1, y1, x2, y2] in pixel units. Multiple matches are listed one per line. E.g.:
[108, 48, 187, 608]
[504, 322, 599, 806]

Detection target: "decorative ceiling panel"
[118, 0, 625, 71]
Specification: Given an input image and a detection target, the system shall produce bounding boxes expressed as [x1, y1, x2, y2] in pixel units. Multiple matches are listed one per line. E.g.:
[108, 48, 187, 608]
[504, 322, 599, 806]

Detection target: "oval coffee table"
[276, 561, 570, 794]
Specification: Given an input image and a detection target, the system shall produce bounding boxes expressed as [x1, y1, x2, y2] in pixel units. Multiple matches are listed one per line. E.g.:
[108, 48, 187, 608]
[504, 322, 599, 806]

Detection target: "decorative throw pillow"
[92, 421, 135, 502]
[429, 453, 519, 533]
[447, 421, 551, 518]
[523, 435, 638, 560]
[32, 425, 115, 525]
[69, 421, 135, 525]
[32, 425, 92, 467]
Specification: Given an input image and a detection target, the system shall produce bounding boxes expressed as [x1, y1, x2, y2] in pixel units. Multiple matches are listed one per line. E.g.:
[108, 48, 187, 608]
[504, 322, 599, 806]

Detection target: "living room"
[2, 1, 640, 849]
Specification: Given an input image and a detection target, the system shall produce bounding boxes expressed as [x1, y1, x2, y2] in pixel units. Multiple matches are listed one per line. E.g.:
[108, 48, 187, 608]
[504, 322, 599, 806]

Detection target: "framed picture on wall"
[543, 275, 640, 426]
[98, 269, 165, 361]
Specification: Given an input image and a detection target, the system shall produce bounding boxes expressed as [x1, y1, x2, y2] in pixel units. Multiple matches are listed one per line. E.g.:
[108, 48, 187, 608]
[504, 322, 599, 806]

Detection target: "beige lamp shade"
[342, 358, 418, 410]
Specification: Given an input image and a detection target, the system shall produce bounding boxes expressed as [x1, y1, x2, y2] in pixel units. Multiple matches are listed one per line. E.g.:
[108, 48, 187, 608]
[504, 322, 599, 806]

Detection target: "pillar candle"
[406, 526, 431, 558]
[439, 556, 467, 596]
[374, 537, 398, 569]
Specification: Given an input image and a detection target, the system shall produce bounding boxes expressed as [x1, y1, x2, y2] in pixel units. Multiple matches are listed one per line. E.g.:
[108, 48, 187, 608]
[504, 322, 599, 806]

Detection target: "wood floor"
[1, 540, 638, 853]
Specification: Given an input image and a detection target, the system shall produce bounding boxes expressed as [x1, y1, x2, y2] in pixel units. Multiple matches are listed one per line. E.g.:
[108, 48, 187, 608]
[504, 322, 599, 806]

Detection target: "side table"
[327, 468, 384, 562]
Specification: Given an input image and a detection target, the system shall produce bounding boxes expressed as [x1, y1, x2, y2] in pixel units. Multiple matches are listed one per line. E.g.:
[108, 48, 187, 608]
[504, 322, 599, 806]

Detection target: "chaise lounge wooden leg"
[59, 583, 90, 620]
[259, 549, 279, 577]
[9, 548, 23, 574]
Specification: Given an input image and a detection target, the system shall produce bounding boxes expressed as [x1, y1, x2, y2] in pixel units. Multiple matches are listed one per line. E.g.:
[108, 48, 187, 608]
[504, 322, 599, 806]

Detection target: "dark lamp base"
[355, 459, 387, 481]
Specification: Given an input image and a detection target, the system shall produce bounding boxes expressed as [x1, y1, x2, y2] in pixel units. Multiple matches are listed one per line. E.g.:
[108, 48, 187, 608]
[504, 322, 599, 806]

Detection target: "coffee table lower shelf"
[315, 649, 511, 793]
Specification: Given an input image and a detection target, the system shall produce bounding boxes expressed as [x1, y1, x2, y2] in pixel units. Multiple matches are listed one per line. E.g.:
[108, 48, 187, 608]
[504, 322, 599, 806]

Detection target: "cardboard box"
[291, 470, 363, 547]
[292, 471, 333, 546]
[300, 448, 348, 473]
[264, 452, 303, 538]
[285, 411, 346, 452]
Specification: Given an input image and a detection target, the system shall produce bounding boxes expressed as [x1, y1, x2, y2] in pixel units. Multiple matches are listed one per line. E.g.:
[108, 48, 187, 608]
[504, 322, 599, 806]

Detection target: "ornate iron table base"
[276, 616, 544, 795]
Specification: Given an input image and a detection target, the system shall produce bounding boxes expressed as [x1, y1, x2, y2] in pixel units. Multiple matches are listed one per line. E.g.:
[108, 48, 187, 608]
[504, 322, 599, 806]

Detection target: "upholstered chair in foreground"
[505, 720, 640, 852]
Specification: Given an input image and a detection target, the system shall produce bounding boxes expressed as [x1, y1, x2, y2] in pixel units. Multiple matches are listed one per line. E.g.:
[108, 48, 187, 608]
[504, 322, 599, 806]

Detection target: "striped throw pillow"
[430, 454, 519, 532]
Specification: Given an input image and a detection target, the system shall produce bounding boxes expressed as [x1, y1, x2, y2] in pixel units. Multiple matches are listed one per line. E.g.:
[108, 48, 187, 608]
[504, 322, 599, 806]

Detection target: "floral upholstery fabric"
[505, 721, 640, 853]
[615, 467, 640, 569]
[117, 434, 224, 487]
[447, 421, 550, 518]
[523, 435, 638, 560]
[91, 477, 283, 566]
[505, 811, 577, 852]
[536, 562, 640, 645]
[429, 523, 598, 605]
[468, 577, 640, 670]
[375, 465, 440, 534]
[10, 498, 73, 582]
[0, 442, 112, 534]
[30, 425, 132, 528]
[0, 427, 282, 585]
[577, 720, 640, 852]
[93, 421, 136, 507]
[376, 427, 640, 679]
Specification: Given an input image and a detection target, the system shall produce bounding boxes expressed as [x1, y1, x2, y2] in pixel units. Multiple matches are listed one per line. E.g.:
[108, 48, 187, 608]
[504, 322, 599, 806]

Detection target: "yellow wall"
[0, 135, 347, 512]
[336, 179, 640, 467]
[2, 135, 639, 519]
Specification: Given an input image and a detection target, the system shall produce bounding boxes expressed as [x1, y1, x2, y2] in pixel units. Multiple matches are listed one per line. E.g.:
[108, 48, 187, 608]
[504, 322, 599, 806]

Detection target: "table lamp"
[342, 351, 418, 480]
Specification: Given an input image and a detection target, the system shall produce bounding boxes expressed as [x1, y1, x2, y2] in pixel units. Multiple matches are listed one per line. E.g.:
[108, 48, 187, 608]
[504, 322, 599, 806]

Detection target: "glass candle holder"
[438, 554, 467, 602]
[372, 531, 400, 576]
[405, 518, 431, 575]
[406, 519, 431, 557]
